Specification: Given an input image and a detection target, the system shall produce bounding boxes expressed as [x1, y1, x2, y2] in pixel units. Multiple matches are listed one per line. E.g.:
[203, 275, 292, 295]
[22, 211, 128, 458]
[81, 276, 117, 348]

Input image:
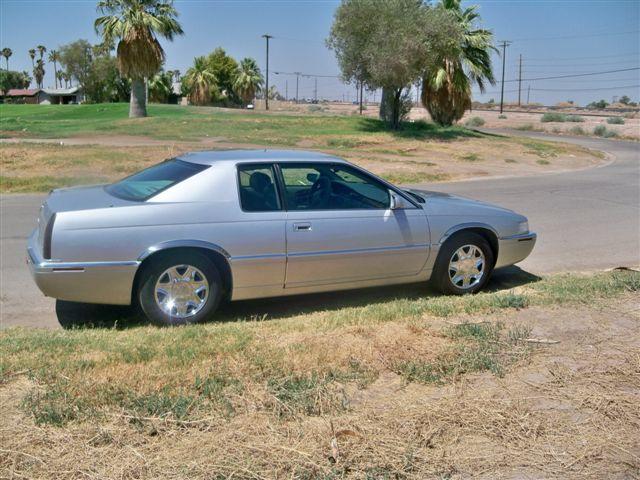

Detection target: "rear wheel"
[432, 231, 494, 295]
[138, 251, 222, 326]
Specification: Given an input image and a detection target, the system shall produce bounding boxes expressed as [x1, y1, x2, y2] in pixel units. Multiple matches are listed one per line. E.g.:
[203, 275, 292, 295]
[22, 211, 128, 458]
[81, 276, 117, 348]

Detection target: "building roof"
[6, 89, 40, 97]
[42, 87, 81, 95]
[179, 149, 344, 165]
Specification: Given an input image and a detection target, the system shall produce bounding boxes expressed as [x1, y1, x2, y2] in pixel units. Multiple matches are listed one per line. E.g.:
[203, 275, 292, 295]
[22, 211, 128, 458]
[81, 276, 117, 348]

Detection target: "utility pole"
[359, 81, 363, 114]
[294, 72, 300, 103]
[262, 34, 272, 110]
[285, 80, 288, 101]
[314, 77, 317, 102]
[498, 40, 511, 114]
[518, 54, 522, 107]
[527, 85, 530, 105]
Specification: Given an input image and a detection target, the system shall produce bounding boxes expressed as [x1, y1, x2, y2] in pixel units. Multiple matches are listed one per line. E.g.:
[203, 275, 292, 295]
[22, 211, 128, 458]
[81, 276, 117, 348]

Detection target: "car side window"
[279, 163, 390, 210]
[237, 164, 281, 212]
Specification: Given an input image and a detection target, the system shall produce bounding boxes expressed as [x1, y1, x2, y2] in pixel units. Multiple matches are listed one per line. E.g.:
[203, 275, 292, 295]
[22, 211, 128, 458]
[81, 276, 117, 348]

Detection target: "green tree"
[1, 48, 12, 70]
[327, 0, 459, 129]
[205, 47, 240, 105]
[48, 50, 61, 88]
[183, 56, 216, 106]
[619, 95, 631, 105]
[59, 40, 93, 89]
[148, 70, 173, 102]
[56, 70, 65, 89]
[0, 70, 29, 94]
[421, 0, 496, 126]
[94, 0, 184, 118]
[233, 57, 263, 106]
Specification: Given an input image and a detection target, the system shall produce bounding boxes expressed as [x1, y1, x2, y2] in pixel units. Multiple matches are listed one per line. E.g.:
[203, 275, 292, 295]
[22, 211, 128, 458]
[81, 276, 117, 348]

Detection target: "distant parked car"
[246, 103, 254, 110]
[28, 150, 536, 326]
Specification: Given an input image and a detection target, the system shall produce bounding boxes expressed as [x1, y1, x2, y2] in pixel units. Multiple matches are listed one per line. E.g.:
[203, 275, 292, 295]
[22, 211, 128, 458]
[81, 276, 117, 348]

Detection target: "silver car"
[27, 150, 536, 326]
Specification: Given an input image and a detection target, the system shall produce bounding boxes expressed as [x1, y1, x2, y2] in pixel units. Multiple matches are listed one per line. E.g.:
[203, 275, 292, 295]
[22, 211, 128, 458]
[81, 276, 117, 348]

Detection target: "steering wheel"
[310, 176, 331, 208]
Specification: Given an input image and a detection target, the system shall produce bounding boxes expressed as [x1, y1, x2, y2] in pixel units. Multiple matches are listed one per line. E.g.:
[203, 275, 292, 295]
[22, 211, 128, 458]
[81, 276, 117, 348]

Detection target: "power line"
[523, 52, 639, 61]
[511, 29, 640, 42]
[504, 67, 640, 83]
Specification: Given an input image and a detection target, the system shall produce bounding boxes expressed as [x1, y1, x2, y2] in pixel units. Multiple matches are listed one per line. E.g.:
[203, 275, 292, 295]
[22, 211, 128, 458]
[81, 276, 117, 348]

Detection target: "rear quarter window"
[106, 159, 209, 201]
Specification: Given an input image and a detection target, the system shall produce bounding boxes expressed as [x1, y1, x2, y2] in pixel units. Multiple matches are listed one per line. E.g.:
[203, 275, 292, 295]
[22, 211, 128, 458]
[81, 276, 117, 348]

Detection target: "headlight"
[517, 220, 529, 234]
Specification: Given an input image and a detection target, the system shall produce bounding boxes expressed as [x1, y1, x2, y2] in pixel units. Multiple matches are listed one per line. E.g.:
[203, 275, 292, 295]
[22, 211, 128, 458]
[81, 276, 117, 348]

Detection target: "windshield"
[106, 159, 209, 201]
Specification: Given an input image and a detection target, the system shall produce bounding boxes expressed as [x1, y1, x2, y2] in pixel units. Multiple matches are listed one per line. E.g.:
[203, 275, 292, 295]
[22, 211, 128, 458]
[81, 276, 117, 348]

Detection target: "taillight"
[43, 213, 56, 259]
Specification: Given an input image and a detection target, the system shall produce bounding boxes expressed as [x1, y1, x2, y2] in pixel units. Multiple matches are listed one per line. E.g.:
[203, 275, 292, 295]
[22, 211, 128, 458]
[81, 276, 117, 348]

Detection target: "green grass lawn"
[0, 103, 480, 143]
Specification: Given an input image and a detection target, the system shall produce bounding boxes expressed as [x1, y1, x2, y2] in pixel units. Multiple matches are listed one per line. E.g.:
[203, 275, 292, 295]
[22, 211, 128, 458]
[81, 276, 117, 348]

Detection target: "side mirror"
[390, 190, 409, 210]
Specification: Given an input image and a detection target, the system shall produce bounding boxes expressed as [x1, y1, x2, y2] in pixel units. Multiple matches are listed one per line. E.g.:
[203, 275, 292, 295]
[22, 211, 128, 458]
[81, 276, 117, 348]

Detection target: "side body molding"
[137, 239, 231, 262]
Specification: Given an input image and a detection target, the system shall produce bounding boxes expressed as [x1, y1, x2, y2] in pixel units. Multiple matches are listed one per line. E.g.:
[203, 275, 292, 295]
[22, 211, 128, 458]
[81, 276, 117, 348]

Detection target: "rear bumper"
[27, 230, 139, 305]
[495, 232, 537, 268]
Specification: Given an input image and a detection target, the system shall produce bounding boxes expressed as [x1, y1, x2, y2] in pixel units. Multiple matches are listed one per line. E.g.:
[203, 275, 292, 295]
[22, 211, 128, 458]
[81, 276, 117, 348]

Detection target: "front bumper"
[27, 230, 139, 305]
[495, 232, 537, 268]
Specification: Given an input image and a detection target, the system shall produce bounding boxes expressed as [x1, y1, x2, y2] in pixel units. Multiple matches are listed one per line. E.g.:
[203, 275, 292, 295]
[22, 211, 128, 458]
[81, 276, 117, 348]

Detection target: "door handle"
[293, 222, 312, 232]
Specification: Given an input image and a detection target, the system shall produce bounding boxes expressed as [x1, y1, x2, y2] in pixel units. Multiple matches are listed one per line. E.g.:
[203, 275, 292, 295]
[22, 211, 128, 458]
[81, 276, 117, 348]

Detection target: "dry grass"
[1, 271, 639, 478]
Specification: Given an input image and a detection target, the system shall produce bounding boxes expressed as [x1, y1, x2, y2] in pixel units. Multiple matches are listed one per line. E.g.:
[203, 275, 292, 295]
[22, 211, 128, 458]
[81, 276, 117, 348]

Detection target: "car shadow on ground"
[57, 265, 541, 330]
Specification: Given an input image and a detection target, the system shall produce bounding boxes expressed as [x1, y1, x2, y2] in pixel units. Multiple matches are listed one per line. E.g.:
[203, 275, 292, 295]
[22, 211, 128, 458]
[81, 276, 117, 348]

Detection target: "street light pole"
[262, 34, 272, 110]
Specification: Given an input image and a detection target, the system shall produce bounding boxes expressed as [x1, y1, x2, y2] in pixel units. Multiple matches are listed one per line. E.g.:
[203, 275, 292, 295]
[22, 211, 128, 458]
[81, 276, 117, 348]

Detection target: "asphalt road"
[1, 131, 638, 328]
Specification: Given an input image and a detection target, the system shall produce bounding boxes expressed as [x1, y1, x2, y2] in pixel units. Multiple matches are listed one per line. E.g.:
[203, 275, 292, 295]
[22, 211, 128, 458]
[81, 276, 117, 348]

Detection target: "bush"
[569, 125, 585, 135]
[593, 125, 618, 138]
[465, 116, 485, 127]
[540, 112, 566, 123]
[498, 114, 507, 119]
[606, 116, 625, 125]
[566, 115, 584, 122]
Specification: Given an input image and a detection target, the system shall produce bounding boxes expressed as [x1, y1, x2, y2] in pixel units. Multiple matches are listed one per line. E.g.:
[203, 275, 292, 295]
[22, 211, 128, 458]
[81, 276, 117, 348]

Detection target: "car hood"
[44, 184, 135, 214]
[406, 188, 520, 217]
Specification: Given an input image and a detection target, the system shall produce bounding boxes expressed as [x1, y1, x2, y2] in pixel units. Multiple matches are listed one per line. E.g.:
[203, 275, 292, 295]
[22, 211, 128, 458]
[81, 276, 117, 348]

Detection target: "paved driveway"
[1, 132, 638, 328]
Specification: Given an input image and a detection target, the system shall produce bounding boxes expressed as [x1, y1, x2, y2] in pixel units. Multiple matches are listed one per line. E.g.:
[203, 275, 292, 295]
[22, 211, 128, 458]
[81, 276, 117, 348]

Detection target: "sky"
[1, 0, 639, 106]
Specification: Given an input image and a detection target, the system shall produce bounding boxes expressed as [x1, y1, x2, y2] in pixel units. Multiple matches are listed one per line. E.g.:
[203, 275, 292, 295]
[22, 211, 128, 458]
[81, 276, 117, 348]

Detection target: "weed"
[537, 159, 551, 165]
[458, 153, 481, 162]
[566, 115, 584, 122]
[569, 125, 586, 135]
[541, 112, 566, 123]
[515, 123, 536, 131]
[465, 116, 485, 127]
[504, 158, 517, 163]
[606, 116, 625, 125]
[498, 114, 507, 119]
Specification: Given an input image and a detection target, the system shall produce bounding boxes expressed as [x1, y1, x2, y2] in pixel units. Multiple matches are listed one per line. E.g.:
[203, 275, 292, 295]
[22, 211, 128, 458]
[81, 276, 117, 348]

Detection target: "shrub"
[498, 114, 507, 119]
[465, 116, 485, 127]
[593, 125, 607, 136]
[593, 125, 618, 137]
[566, 115, 584, 122]
[515, 123, 535, 131]
[540, 112, 566, 123]
[569, 125, 585, 135]
[606, 116, 625, 125]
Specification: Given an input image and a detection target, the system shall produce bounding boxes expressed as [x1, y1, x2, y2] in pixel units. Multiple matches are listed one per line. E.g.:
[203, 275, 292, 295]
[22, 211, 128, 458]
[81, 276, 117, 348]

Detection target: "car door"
[279, 162, 430, 288]
[231, 163, 287, 299]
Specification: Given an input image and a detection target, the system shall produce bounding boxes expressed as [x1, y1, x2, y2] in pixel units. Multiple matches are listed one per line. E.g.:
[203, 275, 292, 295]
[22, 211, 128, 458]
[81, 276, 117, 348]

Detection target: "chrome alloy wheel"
[154, 264, 209, 318]
[448, 245, 485, 290]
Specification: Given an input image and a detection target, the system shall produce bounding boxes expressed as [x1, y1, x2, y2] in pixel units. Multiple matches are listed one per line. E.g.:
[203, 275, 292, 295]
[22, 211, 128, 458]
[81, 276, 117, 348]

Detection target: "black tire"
[56, 300, 133, 329]
[432, 231, 494, 295]
[137, 251, 222, 326]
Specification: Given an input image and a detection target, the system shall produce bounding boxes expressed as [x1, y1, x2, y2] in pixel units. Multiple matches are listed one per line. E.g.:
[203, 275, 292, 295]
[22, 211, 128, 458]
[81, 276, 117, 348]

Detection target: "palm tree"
[34, 59, 45, 89]
[233, 57, 263, 107]
[56, 71, 65, 89]
[28, 48, 36, 69]
[148, 70, 172, 102]
[48, 50, 60, 88]
[36, 45, 47, 59]
[183, 56, 216, 106]
[22, 71, 32, 88]
[420, 0, 496, 126]
[1, 48, 12, 70]
[172, 69, 180, 82]
[94, 0, 184, 118]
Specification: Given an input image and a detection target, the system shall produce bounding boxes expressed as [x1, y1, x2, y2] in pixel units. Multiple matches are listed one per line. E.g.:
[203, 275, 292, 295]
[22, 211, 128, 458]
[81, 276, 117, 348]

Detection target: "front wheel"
[432, 232, 494, 295]
[137, 251, 222, 326]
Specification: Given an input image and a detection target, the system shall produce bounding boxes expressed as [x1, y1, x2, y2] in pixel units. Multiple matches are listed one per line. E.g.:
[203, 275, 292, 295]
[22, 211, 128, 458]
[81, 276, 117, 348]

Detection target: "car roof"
[178, 149, 347, 166]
